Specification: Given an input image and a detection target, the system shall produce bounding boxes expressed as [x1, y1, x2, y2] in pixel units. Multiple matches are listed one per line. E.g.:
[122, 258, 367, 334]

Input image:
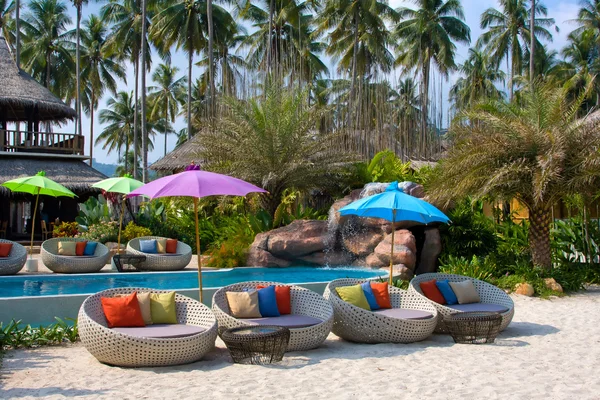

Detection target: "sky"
[54, 0, 580, 166]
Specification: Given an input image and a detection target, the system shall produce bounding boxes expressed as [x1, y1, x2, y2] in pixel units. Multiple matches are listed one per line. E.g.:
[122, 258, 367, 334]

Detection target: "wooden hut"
[0, 37, 106, 240]
[150, 133, 204, 174]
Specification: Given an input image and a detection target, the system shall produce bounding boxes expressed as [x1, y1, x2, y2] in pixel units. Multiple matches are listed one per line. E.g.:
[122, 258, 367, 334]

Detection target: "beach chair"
[126, 236, 192, 271]
[0, 239, 27, 275]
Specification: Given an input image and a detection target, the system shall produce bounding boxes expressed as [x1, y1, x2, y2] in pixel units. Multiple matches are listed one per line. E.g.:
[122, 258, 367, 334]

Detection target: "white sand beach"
[1, 288, 599, 400]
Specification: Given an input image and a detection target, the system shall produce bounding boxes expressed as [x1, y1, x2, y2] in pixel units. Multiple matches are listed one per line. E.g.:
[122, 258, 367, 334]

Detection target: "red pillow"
[257, 285, 292, 315]
[0, 243, 13, 257]
[166, 239, 178, 254]
[419, 279, 446, 305]
[100, 292, 145, 328]
[75, 241, 88, 256]
[370, 282, 392, 309]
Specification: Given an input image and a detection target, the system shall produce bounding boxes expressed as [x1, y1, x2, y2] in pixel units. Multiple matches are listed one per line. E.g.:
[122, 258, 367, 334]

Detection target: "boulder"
[515, 283, 535, 296]
[414, 228, 442, 275]
[298, 251, 354, 266]
[544, 278, 563, 293]
[267, 220, 328, 259]
[391, 264, 414, 281]
[365, 253, 386, 268]
[252, 232, 269, 250]
[373, 230, 417, 269]
[343, 232, 384, 257]
[246, 247, 291, 267]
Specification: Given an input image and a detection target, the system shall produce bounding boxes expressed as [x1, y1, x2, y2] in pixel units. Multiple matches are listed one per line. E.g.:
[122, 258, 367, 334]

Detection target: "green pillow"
[150, 292, 178, 324]
[335, 284, 371, 311]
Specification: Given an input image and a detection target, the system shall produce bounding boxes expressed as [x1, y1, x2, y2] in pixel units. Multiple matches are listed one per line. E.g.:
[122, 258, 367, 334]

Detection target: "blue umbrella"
[339, 182, 449, 284]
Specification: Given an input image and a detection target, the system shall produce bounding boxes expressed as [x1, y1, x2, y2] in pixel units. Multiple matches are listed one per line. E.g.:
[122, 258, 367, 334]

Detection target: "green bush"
[76, 195, 110, 227]
[0, 318, 78, 351]
[439, 255, 497, 282]
[52, 222, 79, 238]
[76, 221, 119, 244]
[122, 222, 152, 242]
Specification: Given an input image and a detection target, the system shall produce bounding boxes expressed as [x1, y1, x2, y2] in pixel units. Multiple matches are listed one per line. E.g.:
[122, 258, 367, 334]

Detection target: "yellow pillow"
[226, 291, 262, 318]
[57, 241, 77, 256]
[336, 285, 371, 311]
[449, 280, 481, 304]
[117, 292, 153, 325]
[156, 239, 167, 254]
[150, 292, 177, 324]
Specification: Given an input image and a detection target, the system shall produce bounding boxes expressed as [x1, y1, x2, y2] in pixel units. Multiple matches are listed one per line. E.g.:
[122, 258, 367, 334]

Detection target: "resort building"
[0, 37, 106, 241]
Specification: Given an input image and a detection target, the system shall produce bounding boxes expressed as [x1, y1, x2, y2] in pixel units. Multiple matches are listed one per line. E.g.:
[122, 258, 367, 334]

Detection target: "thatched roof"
[0, 156, 107, 195]
[150, 134, 204, 173]
[0, 37, 76, 122]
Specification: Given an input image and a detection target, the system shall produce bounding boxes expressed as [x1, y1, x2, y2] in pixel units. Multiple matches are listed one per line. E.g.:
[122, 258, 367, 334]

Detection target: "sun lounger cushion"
[150, 292, 178, 324]
[257, 285, 292, 315]
[101, 292, 145, 328]
[256, 285, 280, 317]
[244, 314, 323, 328]
[419, 279, 446, 304]
[361, 282, 381, 310]
[116, 292, 153, 325]
[58, 241, 77, 256]
[84, 241, 98, 256]
[139, 239, 158, 254]
[226, 290, 262, 318]
[113, 324, 206, 339]
[336, 284, 371, 310]
[370, 282, 392, 309]
[156, 239, 167, 254]
[166, 239, 178, 253]
[435, 280, 459, 305]
[449, 280, 481, 304]
[446, 303, 509, 313]
[0, 243, 13, 257]
[75, 241, 87, 256]
[374, 308, 435, 320]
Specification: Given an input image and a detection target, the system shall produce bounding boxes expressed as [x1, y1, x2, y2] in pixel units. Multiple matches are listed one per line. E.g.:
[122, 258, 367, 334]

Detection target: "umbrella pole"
[117, 196, 126, 255]
[194, 198, 203, 303]
[29, 189, 40, 259]
[389, 209, 397, 286]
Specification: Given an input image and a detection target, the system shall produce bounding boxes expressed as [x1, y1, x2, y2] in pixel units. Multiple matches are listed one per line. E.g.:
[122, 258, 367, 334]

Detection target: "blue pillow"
[139, 239, 157, 254]
[361, 281, 380, 310]
[257, 285, 280, 317]
[83, 241, 98, 256]
[436, 280, 458, 305]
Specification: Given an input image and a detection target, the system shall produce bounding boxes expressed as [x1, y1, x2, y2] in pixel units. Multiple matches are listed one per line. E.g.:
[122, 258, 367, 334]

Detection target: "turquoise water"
[0, 267, 384, 298]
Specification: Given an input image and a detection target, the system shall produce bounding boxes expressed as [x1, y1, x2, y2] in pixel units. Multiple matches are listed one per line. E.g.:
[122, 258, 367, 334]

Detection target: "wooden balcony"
[0, 130, 85, 156]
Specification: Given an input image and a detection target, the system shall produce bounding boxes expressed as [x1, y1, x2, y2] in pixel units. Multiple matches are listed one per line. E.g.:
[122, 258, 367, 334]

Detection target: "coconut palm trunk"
[529, 0, 535, 84]
[133, 56, 139, 179]
[15, 0, 19, 66]
[90, 88, 95, 164]
[348, 12, 359, 128]
[207, 0, 215, 117]
[187, 48, 192, 139]
[76, 2, 82, 141]
[421, 58, 430, 156]
[528, 203, 552, 269]
[164, 98, 168, 156]
[141, 0, 148, 183]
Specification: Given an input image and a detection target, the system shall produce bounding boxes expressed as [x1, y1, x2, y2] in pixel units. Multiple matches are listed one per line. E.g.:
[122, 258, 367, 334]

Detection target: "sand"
[1, 288, 599, 400]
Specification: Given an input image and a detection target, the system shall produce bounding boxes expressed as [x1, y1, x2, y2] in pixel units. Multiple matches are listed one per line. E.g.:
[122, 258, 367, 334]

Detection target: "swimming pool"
[0, 267, 385, 298]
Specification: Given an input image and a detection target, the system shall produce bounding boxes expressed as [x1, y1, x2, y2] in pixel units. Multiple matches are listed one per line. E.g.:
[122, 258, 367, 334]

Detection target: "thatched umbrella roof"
[0, 37, 76, 122]
[150, 134, 204, 173]
[0, 156, 107, 196]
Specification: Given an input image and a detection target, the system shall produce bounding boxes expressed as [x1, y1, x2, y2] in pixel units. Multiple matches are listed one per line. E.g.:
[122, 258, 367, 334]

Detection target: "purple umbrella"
[128, 165, 266, 301]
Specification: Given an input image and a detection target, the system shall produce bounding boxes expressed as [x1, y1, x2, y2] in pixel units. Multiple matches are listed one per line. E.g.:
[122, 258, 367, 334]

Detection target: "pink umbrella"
[128, 165, 266, 302]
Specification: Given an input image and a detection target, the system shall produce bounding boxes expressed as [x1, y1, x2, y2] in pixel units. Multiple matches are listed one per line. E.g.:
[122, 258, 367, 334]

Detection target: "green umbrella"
[91, 175, 144, 254]
[1, 171, 76, 257]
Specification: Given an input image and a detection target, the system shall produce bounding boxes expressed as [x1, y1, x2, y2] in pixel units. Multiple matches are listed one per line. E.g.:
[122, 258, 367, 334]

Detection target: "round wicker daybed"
[126, 236, 192, 271]
[0, 239, 27, 275]
[323, 278, 438, 343]
[409, 273, 515, 333]
[78, 288, 218, 367]
[212, 281, 334, 352]
[41, 238, 110, 273]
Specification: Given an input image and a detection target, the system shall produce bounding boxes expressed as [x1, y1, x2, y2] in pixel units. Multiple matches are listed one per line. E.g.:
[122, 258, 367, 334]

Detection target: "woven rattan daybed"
[409, 273, 515, 333]
[212, 281, 334, 352]
[41, 238, 110, 273]
[323, 278, 438, 343]
[0, 239, 27, 275]
[78, 288, 218, 367]
[126, 236, 192, 271]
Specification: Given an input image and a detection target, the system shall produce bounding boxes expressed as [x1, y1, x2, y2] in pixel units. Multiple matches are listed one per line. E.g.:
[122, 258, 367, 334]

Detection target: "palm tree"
[478, 0, 554, 99]
[70, 0, 87, 140]
[151, 0, 235, 139]
[80, 14, 126, 167]
[318, 0, 398, 125]
[199, 84, 357, 216]
[148, 63, 187, 156]
[101, 0, 153, 179]
[115, 150, 142, 178]
[0, 0, 15, 47]
[428, 81, 600, 269]
[20, 0, 75, 92]
[394, 0, 470, 155]
[449, 48, 505, 111]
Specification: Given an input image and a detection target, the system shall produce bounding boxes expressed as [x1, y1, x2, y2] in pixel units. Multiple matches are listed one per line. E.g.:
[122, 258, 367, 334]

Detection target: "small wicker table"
[444, 311, 502, 344]
[112, 254, 147, 272]
[221, 325, 290, 365]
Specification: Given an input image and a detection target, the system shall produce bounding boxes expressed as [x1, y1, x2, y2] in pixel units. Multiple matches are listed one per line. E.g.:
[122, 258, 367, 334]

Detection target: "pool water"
[0, 267, 384, 298]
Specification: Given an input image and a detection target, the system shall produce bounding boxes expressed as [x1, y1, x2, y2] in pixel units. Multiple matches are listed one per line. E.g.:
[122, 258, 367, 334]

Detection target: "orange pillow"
[370, 282, 392, 309]
[419, 279, 446, 304]
[166, 239, 178, 254]
[257, 285, 292, 315]
[0, 243, 13, 257]
[100, 292, 146, 328]
[75, 241, 88, 256]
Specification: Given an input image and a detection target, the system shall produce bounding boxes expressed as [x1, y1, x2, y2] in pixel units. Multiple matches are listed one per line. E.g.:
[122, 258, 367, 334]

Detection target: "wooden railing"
[0, 130, 85, 156]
